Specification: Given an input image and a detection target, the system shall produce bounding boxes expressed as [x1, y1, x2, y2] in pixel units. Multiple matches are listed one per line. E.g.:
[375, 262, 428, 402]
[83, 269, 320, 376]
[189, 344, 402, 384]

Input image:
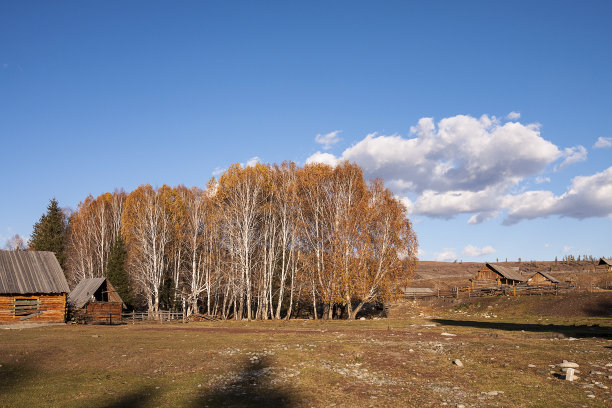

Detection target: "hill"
[412, 260, 611, 290]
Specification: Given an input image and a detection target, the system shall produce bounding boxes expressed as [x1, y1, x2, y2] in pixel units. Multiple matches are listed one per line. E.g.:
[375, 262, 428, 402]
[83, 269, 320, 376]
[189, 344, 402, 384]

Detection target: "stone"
[441, 333, 456, 337]
[565, 368, 576, 381]
[360, 317, 366, 321]
[454, 359, 464, 367]
[528, 364, 536, 368]
[487, 391, 499, 396]
[559, 362, 579, 369]
[562, 368, 580, 374]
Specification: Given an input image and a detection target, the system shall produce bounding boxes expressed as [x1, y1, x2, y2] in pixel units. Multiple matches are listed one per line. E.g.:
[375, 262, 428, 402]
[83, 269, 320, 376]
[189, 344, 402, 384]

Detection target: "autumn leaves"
[65, 161, 417, 319]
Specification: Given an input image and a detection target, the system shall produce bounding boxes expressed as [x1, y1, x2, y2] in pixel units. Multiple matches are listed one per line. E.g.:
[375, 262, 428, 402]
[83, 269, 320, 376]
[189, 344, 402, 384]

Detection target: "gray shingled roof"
[0, 250, 70, 294]
[532, 271, 560, 283]
[599, 258, 612, 266]
[486, 263, 527, 282]
[67, 278, 107, 309]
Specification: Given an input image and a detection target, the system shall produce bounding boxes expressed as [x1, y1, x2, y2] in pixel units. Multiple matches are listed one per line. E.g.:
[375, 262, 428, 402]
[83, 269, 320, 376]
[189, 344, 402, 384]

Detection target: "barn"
[68, 278, 123, 324]
[527, 271, 560, 286]
[598, 257, 612, 272]
[0, 250, 69, 323]
[471, 263, 527, 288]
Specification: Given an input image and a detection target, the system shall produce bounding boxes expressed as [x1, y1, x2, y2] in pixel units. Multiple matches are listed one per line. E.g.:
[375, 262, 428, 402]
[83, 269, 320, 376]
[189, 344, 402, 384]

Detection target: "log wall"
[0, 294, 66, 323]
[84, 302, 122, 323]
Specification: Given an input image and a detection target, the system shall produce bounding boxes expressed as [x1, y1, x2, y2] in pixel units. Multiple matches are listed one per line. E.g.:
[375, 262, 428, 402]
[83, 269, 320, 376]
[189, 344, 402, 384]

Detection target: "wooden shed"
[598, 258, 612, 272]
[0, 250, 69, 323]
[471, 263, 527, 288]
[68, 278, 123, 324]
[527, 271, 559, 286]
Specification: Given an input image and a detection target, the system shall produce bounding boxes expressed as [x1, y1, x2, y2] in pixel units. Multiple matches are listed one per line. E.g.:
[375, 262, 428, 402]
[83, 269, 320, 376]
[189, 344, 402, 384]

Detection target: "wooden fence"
[121, 310, 185, 323]
[403, 283, 576, 299]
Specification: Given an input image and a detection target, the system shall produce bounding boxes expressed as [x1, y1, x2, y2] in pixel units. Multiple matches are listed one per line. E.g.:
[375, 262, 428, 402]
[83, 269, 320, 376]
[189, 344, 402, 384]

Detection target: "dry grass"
[1, 298, 611, 407]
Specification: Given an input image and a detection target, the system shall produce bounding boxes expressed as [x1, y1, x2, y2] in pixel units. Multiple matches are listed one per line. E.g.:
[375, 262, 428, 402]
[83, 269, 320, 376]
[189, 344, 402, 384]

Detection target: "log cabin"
[0, 250, 69, 323]
[527, 271, 559, 286]
[470, 263, 527, 288]
[68, 278, 123, 323]
[598, 257, 612, 272]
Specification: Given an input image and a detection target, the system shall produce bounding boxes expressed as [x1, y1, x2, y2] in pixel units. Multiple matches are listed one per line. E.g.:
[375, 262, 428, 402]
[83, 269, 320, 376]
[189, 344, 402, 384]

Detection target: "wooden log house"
[470, 263, 527, 288]
[598, 257, 612, 272]
[0, 250, 70, 323]
[68, 278, 123, 323]
[527, 271, 560, 286]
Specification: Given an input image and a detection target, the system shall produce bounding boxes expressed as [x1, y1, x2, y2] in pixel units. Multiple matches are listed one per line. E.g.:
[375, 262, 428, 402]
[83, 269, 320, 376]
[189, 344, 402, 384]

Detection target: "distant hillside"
[412, 260, 611, 290]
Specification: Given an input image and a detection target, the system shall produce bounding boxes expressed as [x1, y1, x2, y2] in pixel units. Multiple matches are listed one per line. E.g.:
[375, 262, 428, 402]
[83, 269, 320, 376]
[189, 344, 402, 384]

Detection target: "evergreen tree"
[106, 234, 133, 309]
[30, 198, 67, 268]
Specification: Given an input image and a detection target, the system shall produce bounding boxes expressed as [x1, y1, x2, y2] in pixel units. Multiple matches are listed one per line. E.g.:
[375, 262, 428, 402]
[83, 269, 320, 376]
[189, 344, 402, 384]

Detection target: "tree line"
[24, 161, 418, 320]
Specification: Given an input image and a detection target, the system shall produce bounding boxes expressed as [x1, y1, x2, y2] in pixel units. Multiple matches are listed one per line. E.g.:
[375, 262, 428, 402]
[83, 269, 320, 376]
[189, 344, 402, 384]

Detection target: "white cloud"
[307, 114, 610, 224]
[562, 245, 572, 253]
[212, 166, 225, 176]
[462, 245, 496, 257]
[556, 145, 587, 170]
[308, 115, 560, 194]
[245, 156, 261, 167]
[506, 111, 521, 120]
[434, 249, 457, 262]
[594, 137, 612, 149]
[503, 166, 612, 224]
[544, 243, 550, 248]
[315, 130, 342, 150]
[305, 151, 340, 167]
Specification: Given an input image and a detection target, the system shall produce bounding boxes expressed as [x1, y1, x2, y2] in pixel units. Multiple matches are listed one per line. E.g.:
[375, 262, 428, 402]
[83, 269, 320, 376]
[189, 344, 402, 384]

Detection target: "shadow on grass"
[0, 353, 159, 408]
[583, 299, 612, 317]
[190, 356, 296, 408]
[0, 357, 38, 399]
[431, 319, 612, 339]
[99, 386, 159, 408]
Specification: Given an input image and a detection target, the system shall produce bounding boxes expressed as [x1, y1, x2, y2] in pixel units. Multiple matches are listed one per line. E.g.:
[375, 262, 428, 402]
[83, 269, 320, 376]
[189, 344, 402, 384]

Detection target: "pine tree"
[106, 234, 133, 309]
[30, 198, 67, 268]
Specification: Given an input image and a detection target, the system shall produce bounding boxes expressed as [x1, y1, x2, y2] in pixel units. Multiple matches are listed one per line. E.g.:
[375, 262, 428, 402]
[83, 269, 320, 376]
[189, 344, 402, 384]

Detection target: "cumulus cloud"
[434, 249, 457, 262]
[315, 130, 342, 150]
[503, 166, 612, 224]
[307, 115, 560, 194]
[556, 145, 587, 170]
[305, 151, 340, 167]
[594, 137, 612, 149]
[462, 245, 496, 257]
[306, 114, 608, 224]
[245, 156, 261, 167]
[506, 111, 521, 120]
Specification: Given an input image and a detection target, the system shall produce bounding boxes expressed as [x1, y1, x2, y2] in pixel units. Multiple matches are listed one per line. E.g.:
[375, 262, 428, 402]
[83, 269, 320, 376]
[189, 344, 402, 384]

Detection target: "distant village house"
[471, 263, 527, 288]
[0, 250, 69, 323]
[527, 271, 559, 286]
[598, 257, 612, 272]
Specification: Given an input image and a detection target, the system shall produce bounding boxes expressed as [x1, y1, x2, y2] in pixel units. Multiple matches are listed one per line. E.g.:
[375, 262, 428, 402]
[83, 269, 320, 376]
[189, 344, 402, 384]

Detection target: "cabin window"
[13, 298, 39, 316]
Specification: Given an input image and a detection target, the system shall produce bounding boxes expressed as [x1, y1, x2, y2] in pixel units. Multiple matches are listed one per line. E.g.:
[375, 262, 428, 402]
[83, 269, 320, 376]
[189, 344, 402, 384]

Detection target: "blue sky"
[1, 1, 611, 261]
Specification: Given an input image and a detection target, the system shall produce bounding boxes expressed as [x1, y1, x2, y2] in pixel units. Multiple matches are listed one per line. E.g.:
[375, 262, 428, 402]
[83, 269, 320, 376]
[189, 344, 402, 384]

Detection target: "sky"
[1, 1, 611, 262]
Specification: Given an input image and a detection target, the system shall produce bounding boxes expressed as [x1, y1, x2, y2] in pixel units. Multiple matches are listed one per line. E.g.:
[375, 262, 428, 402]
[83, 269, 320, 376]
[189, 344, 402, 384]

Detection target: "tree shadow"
[431, 319, 612, 339]
[583, 299, 612, 317]
[98, 386, 159, 408]
[0, 352, 159, 408]
[190, 356, 297, 408]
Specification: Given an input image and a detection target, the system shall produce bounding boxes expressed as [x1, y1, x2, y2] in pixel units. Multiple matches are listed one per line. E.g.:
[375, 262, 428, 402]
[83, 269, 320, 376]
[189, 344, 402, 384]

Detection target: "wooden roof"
[68, 278, 123, 309]
[531, 271, 559, 283]
[0, 250, 70, 294]
[598, 258, 612, 266]
[486, 263, 527, 282]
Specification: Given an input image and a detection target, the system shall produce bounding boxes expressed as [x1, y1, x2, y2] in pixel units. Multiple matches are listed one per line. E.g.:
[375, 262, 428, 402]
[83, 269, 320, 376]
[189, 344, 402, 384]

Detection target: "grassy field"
[1, 296, 611, 407]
